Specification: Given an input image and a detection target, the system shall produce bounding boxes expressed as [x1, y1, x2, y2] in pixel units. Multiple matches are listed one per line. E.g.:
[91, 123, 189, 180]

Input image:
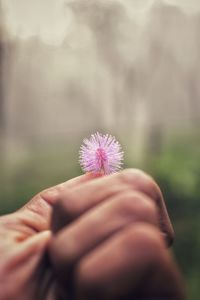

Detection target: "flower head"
[79, 132, 124, 175]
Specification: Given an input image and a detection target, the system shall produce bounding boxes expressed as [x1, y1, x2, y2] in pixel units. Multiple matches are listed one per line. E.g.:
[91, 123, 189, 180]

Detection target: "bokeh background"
[0, 0, 200, 298]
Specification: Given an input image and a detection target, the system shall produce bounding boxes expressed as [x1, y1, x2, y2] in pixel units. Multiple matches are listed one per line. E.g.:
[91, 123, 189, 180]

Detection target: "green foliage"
[144, 132, 200, 300]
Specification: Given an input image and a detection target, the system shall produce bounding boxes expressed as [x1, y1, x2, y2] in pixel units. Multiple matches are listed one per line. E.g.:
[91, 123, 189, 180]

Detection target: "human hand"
[49, 169, 185, 300]
[0, 173, 94, 300]
[0, 169, 185, 300]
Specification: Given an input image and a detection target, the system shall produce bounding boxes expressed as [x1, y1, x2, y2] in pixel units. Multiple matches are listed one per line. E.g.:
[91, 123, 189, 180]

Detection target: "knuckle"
[115, 191, 157, 222]
[120, 169, 161, 200]
[51, 190, 77, 232]
[119, 168, 151, 186]
[119, 168, 143, 184]
[124, 224, 164, 256]
[114, 191, 137, 211]
[137, 196, 158, 219]
[143, 175, 161, 201]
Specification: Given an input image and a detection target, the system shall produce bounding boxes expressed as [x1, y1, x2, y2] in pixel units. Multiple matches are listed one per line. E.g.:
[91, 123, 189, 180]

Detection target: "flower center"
[96, 148, 107, 169]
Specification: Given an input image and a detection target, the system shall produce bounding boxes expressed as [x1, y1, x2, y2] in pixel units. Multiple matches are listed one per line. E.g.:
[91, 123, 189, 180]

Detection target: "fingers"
[3, 231, 51, 272]
[51, 169, 174, 245]
[48, 169, 182, 300]
[49, 191, 158, 279]
[74, 224, 185, 300]
[18, 173, 96, 233]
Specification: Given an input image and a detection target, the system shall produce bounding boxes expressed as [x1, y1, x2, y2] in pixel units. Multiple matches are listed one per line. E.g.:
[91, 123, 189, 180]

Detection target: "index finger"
[18, 173, 98, 232]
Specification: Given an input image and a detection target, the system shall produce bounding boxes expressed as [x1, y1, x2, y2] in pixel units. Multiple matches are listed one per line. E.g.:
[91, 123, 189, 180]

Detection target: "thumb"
[18, 173, 95, 232]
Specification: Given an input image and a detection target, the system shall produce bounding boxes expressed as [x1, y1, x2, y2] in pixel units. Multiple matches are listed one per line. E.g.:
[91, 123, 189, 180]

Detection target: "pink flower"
[79, 132, 124, 175]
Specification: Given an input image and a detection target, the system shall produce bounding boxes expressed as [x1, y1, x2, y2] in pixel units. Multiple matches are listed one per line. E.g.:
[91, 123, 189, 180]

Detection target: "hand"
[49, 169, 185, 300]
[0, 173, 94, 300]
[0, 169, 185, 300]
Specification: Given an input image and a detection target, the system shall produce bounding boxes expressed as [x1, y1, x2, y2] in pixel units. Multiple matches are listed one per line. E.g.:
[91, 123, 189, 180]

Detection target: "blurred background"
[0, 0, 199, 298]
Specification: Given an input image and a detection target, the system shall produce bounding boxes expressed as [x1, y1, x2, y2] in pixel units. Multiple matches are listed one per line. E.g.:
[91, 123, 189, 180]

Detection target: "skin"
[0, 169, 185, 300]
